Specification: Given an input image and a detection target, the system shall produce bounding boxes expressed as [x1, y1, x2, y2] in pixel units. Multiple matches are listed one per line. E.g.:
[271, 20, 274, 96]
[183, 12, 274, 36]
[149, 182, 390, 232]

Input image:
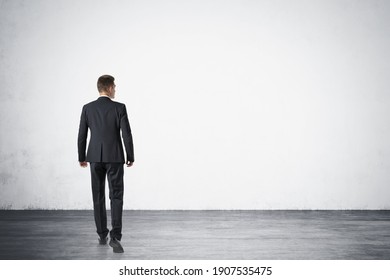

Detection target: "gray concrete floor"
[0, 210, 389, 260]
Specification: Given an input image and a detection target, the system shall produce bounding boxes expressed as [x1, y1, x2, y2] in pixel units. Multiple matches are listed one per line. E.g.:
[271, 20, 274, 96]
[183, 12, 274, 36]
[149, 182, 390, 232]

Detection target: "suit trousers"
[90, 162, 124, 240]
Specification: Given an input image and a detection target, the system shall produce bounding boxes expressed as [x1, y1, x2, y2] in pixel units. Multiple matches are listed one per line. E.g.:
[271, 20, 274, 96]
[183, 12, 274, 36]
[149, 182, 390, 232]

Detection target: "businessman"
[78, 75, 134, 253]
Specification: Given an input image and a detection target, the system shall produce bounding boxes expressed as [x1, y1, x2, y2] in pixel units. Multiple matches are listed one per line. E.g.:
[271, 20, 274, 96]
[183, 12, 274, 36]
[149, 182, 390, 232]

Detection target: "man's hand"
[126, 161, 134, 167]
[79, 161, 88, 168]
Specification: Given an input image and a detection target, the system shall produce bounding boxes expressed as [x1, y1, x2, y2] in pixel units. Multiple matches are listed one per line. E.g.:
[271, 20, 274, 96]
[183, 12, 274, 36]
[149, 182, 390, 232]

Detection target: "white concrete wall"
[1, 0, 389, 209]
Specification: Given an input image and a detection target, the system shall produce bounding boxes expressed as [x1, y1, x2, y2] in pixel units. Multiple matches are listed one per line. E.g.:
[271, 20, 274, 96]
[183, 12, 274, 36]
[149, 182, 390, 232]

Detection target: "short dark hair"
[97, 75, 115, 93]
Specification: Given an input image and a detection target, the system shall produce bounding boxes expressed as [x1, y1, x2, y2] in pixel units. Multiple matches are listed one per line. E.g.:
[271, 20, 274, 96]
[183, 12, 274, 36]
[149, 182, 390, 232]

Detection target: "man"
[78, 75, 134, 253]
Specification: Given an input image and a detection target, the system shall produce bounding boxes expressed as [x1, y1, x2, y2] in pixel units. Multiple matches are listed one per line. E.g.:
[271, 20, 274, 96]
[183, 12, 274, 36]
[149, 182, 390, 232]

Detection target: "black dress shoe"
[109, 238, 124, 253]
[98, 237, 108, 245]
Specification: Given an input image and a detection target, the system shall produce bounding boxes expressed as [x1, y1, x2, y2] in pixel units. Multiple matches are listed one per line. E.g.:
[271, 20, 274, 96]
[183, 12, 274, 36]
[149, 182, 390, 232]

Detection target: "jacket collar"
[98, 96, 112, 101]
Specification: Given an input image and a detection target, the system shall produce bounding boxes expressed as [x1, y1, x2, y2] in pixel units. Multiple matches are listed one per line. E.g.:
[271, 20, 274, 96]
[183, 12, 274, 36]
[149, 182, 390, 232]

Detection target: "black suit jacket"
[78, 96, 134, 163]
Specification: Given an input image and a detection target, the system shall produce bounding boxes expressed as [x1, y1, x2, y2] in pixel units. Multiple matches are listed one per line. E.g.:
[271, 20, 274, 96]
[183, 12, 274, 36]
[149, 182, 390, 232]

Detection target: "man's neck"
[99, 94, 112, 99]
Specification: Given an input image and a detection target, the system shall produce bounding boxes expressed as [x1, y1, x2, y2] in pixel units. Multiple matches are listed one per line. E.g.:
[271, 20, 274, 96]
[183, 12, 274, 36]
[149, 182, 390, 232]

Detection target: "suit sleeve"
[120, 104, 135, 162]
[77, 105, 88, 162]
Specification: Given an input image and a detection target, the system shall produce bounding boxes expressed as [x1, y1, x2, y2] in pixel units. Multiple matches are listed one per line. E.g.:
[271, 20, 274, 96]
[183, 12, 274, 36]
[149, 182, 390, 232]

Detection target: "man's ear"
[108, 86, 114, 96]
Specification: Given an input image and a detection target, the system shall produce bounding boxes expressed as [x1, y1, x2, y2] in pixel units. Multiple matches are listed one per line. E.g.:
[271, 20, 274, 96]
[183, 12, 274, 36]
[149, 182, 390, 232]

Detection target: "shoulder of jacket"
[112, 101, 126, 109]
[84, 100, 98, 107]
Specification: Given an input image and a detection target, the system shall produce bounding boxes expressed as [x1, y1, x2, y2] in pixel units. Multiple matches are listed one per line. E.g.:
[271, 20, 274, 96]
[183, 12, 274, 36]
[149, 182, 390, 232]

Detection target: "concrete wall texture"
[0, 0, 389, 210]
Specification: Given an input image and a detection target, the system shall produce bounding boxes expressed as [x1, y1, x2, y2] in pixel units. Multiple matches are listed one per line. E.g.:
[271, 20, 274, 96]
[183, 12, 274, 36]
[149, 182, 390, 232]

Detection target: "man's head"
[97, 75, 116, 98]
